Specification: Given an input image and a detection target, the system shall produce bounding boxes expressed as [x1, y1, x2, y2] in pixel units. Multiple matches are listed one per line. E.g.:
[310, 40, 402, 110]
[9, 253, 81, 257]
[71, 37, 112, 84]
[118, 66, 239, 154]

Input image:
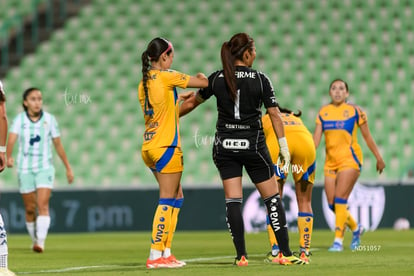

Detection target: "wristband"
[0, 146, 5, 153]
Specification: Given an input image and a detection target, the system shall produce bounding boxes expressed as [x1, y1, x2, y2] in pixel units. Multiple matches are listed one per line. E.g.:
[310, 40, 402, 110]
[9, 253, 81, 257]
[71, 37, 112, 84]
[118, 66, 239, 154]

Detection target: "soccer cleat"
[32, 244, 44, 253]
[264, 251, 280, 263]
[165, 255, 186, 267]
[299, 251, 311, 264]
[328, 242, 343, 252]
[0, 268, 16, 276]
[146, 257, 182, 269]
[278, 253, 306, 265]
[234, 255, 248, 266]
[350, 224, 365, 251]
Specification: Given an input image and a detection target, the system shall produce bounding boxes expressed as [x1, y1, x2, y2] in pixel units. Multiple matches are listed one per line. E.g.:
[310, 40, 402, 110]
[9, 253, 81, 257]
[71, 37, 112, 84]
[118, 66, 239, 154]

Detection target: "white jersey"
[10, 111, 60, 173]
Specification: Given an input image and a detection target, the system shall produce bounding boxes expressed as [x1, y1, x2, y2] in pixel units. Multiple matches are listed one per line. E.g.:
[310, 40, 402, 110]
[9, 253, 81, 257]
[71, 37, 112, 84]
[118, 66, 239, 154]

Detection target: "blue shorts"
[18, 167, 55, 194]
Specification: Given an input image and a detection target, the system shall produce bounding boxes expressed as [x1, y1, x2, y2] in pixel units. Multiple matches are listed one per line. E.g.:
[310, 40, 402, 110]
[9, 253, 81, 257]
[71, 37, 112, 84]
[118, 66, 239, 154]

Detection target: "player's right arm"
[313, 107, 324, 149]
[267, 106, 290, 169]
[313, 123, 323, 149]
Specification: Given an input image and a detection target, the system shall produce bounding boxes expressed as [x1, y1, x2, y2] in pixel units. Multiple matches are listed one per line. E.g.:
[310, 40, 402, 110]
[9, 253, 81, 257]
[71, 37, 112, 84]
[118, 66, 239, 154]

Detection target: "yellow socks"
[346, 210, 358, 232]
[266, 217, 279, 254]
[298, 212, 313, 252]
[150, 198, 174, 252]
[267, 212, 313, 254]
[334, 198, 348, 243]
[329, 203, 358, 232]
[165, 198, 184, 251]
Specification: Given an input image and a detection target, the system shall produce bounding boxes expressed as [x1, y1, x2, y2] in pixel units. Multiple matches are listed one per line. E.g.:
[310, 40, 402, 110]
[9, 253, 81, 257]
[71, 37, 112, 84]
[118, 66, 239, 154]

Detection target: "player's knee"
[25, 208, 37, 217]
[37, 206, 50, 215]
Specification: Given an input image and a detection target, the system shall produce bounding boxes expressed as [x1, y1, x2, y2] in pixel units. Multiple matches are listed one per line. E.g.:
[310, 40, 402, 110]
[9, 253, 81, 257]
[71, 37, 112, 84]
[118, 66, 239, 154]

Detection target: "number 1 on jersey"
[234, 89, 240, 120]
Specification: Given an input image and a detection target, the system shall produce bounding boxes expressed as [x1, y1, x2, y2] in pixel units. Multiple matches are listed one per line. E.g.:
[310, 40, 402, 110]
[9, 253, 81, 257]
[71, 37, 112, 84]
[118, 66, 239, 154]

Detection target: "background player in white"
[0, 81, 15, 275]
[6, 87, 74, 253]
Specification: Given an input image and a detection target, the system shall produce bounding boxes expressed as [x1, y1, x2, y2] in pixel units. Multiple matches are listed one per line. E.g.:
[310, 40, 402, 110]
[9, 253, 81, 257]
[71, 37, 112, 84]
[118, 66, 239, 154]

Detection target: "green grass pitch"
[8, 229, 414, 275]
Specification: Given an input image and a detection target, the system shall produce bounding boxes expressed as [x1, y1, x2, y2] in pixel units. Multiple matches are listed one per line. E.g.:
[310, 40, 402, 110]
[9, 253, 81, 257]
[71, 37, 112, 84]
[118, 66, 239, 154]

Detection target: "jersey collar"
[25, 110, 44, 123]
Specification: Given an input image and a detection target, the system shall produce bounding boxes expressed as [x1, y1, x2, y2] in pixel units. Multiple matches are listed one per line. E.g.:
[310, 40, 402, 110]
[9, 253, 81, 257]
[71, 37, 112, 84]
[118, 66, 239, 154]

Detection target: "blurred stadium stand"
[0, 0, 413, 189]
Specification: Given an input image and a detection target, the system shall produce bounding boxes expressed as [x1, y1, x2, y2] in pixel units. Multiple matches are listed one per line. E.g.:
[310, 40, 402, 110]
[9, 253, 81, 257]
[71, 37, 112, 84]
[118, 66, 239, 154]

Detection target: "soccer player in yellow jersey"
[138, 37, 208, 269]
[262, 107, 315, 264]
[313, 79, 385, 252]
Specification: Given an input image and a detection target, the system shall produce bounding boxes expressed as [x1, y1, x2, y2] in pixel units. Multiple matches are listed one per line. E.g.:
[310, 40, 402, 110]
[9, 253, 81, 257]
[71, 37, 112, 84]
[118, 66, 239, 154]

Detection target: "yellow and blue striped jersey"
[138, 69, 190, 150]
[316, 102, 367, 167]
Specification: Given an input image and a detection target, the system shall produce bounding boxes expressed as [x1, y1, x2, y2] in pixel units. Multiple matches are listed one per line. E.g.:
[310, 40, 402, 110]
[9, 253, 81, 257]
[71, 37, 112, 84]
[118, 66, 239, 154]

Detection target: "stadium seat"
[1, 0, 413, 188]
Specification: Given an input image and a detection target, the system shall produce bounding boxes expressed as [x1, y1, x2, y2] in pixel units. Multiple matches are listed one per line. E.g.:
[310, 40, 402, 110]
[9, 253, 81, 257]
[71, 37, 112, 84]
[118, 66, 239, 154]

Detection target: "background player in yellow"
[262, 106, 316, 264]
[138, 37, 208, 268]
[313, 79, 386, 251]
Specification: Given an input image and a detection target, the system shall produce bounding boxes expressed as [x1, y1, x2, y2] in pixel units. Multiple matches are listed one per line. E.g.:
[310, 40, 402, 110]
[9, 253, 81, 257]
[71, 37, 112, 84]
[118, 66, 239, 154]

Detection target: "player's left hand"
[66, 167, 74, 184]
[376, 158, 385, 174]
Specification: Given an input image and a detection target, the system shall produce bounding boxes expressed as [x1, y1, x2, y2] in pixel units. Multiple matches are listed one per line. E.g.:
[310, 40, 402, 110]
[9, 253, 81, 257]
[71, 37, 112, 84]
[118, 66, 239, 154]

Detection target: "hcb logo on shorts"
[322, 182, 385, 230]
[222, 139, 249, 150]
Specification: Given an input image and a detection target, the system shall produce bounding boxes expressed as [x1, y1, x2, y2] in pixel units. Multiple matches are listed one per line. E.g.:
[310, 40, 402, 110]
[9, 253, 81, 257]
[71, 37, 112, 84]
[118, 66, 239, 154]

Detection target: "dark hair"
[278, 106, 302, 117]
[221, 33, 254, 101]
[141, 37, 173, 116]
[22, 87, 40, 111]
[329, 79, 349, 91]
[0, 91, 5, 102]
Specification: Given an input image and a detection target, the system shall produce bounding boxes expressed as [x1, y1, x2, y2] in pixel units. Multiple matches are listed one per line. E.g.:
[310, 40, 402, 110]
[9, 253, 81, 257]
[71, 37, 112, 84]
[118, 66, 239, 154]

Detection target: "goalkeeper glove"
[277, 137, 290, 174]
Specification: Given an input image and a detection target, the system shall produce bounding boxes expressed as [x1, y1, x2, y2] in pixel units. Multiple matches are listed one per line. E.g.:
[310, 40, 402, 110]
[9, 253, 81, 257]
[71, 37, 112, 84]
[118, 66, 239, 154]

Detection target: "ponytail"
[221, 42, 237, 101]
[141, 50, 153, 116]
[220, 33, 254, 102]
[140, 37, 171, 116]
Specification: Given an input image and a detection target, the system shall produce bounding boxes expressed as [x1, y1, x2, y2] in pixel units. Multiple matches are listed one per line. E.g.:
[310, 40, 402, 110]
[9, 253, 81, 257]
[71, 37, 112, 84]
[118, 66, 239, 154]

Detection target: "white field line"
[16, 249, 322, 274]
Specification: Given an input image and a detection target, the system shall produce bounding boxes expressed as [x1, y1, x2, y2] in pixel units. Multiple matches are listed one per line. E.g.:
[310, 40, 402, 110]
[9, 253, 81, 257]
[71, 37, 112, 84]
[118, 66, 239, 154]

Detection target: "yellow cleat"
[278, 253, 307, 265]
[165, 255, 186, 267]
[299, 251, 310, 264]
[264, 251, 281, 263]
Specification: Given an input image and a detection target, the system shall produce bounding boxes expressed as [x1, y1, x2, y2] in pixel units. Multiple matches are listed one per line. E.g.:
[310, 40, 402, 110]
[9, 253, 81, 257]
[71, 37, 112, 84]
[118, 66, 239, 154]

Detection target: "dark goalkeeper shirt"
[197, 66, 278, 150]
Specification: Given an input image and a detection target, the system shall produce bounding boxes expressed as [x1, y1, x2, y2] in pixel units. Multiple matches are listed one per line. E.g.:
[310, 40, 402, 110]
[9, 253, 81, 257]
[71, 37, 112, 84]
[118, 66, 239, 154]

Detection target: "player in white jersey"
[0, 80, 16, 275]
[6, 87, 74, 253]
